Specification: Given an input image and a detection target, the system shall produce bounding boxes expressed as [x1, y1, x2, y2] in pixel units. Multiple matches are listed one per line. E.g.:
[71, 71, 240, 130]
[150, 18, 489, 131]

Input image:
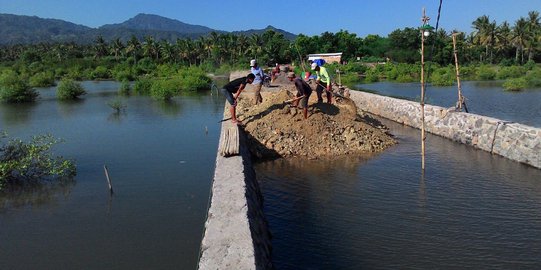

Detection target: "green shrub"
[364, 71, 380, 83]
[502, 78, 527, 91]
[524, 60, 536, 70]
[57, 79, 86, 100]
[90, 66, 111, 79]
[107, 98, 126, 113]
[0, 133, 76, 189]
[0, 71, 38, 103]
[430, 68, 454, 86]
[118, 80, 131, 95]
[476, 65, 497, 80]
[134, 77, 153, 95]
[150, 78, 182, 100]
[525, 68, 541, 87]
[338, 72, 361, 87]
[29, 71, 56, 87]
[497, 66, 525, 80]
[65, 66, 84, 80]
[176, 67, 212, 91]
[396, 74, 416, 83]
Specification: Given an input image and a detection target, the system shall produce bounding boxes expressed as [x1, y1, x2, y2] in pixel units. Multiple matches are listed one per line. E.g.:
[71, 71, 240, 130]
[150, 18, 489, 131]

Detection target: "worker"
[287, 72, 312, 119]
[250, 59, 264, 105]
[271, 63, 280, 83]
[311, 62, 332, 104]
[219, 73, 255, 125]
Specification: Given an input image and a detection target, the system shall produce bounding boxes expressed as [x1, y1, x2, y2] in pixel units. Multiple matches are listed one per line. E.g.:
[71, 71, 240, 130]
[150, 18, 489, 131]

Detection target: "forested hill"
[0, 13, 297, 45]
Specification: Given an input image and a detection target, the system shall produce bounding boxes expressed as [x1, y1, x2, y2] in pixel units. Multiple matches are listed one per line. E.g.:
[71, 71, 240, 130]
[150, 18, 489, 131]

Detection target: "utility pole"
[420, 8, 433, 170]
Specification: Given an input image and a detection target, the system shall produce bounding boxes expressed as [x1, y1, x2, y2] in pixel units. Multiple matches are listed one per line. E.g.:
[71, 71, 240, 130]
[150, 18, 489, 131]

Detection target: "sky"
[1, 0, 540, 37]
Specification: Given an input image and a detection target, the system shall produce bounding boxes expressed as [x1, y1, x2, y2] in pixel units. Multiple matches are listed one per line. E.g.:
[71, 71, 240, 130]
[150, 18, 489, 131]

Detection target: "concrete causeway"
[198, 75, 540, 269]
[198, 119, 272, 270]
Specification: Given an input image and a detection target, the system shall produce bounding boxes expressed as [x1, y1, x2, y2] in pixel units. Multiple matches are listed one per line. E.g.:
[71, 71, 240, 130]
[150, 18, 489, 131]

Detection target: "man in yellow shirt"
[311, 62, 332, 104]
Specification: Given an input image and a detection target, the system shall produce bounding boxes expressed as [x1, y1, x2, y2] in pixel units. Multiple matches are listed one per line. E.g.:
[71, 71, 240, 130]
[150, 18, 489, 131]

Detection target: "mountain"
[0, 13, 91, 44]
[233, 25, 297, 40]
[100, 13, 218, 34]
[0, 13, 297, 45]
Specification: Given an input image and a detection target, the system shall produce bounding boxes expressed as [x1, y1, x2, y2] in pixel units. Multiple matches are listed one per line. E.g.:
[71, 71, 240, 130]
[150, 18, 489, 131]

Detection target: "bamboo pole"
[103, 165, 114, 194]
[452, 33, 468, 112]
[420, 8, 429, 170]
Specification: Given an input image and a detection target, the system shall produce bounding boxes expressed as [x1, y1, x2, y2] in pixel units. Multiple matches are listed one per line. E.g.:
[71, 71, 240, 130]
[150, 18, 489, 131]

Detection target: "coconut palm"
[142, 36, 159, 60]
[94, 35, 108, 59]
[110, 38, 124, 61]
[525, 11, 540, 61]
[125, 35, 140, 65]
[512, 17, 529, 64]
[472, 15, 497, 63]
[248, 34, 263, 60]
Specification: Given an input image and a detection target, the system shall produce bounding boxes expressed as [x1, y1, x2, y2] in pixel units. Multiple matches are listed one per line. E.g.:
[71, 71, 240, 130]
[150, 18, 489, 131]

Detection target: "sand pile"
[235, 86, 396, 159]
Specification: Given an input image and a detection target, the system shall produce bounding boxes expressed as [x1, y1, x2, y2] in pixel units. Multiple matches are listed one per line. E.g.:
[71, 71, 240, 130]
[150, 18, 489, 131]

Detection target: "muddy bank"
[234, 81, 396, 159]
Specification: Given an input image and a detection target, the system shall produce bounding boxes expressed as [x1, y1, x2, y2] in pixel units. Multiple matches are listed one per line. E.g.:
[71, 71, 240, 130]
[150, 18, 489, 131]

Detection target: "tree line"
[1, 11, 539, 68]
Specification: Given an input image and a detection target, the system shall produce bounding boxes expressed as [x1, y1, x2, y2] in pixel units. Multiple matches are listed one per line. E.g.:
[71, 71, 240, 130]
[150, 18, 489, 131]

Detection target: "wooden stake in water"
[452, 33, 468, 112]
[103, 165, 114, 194]
[420, 8, 429, 170]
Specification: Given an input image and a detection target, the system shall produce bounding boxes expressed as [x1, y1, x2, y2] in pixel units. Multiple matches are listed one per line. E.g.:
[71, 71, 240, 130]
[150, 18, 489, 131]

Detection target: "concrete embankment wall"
[198, 117, 272, 268]
[348, 90, 541, 169]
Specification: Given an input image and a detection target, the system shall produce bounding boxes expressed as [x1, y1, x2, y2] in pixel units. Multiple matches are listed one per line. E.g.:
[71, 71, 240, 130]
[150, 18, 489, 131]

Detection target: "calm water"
[0, 81, 224, 269]
[355, 81, 541, 127]
[256, 118, 541, 269]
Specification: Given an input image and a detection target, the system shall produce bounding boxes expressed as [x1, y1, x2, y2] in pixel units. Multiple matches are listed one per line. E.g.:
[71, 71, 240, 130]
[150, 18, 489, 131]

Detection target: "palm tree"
[125, 35, 140, 65]
[94, 35, 108, 59]
[142, 36, 159, 60]
[495, 21, 512, 60]
[512, 17, 529, 64]
[237, 35, 249, 59]
[159, 40, 175, 63]
[472, 15, 497, 63]
[248, 34, 263, 60]
[110, 38, 124, 61]
[526, 11, 540, 61]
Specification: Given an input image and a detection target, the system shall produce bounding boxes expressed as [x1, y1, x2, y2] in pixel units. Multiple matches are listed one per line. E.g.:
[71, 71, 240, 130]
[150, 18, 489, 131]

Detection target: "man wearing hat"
[250, 59, 264, 105]
[311, 62, 332, 104]
[287, 72, 312, 119]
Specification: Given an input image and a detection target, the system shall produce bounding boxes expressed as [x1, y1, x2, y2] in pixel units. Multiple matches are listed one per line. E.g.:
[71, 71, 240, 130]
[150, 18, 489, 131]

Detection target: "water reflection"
[57, 99, 85, 118]
[257, 117, 541, 269]
[155, 99, 182, 117]
[355, 81, 541, 127]
[0, 179, 75, 211]
[0, 102, 37, 126]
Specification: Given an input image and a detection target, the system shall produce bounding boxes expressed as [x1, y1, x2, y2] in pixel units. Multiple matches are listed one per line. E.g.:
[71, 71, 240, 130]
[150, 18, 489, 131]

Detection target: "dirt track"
[234, 72, 396, 159]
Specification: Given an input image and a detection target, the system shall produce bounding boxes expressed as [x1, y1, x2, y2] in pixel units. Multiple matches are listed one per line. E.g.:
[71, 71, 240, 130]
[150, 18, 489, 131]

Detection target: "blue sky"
[1, 0, 539, 37]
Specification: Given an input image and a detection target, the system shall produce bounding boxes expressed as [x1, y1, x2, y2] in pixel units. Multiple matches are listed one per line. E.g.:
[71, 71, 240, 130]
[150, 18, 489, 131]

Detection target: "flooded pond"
[256, 118, 541, 269]
[2, 80, 540, 269]
[355, 81, 541, 127]
[0, 81, 224, 269]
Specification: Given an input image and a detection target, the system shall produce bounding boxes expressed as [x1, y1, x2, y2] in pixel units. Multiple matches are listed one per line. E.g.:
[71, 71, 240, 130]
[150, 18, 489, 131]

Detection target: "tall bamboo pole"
[420, 8, 429, 170]
[452, 33, 467, 112]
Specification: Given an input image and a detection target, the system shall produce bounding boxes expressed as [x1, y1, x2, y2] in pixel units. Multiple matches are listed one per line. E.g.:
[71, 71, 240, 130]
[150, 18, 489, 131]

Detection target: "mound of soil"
[235, 84, 396, 159]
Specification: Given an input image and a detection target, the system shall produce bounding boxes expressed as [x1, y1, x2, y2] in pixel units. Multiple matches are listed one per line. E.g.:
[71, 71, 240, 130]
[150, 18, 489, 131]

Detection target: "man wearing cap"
[220, 73, 255, 125]
[287, 72, 312, 119]
[311, 62, 332, 104]
[250, 59, 264, 105]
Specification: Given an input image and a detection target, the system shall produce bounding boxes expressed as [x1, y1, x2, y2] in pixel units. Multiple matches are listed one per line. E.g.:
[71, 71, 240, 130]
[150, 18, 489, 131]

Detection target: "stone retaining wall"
[198, 112, 272, 269]
[348, 90, 541, 169]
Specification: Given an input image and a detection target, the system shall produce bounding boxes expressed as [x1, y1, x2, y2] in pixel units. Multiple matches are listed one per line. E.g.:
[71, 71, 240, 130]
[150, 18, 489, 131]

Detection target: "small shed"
[307, 52, 343, 64]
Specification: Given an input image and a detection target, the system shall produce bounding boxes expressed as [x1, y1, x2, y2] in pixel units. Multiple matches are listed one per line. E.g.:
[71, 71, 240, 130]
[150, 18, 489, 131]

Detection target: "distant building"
[307, 52, 343, 64]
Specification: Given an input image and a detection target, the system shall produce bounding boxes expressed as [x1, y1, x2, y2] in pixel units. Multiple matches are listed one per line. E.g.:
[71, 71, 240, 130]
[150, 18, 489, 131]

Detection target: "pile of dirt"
[235, 85, 396, 159]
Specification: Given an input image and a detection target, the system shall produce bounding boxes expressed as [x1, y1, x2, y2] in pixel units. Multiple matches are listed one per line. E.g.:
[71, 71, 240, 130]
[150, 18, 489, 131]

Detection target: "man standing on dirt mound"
[250, 59, 264, 105]
[311, 62, 332, 104]
[287, 72, 312, 119]
[219, 73, 255, 125]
